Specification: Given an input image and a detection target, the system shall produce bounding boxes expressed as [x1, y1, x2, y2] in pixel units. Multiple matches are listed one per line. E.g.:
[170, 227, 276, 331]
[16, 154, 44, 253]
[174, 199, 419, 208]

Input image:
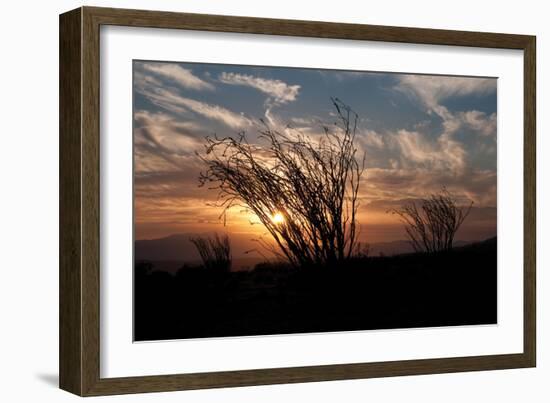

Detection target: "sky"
[133, 60, 497, 255]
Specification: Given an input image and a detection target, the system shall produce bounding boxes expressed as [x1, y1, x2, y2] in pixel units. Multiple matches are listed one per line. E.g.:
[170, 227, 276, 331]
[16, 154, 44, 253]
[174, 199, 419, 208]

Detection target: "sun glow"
[271, 212, 285, 225]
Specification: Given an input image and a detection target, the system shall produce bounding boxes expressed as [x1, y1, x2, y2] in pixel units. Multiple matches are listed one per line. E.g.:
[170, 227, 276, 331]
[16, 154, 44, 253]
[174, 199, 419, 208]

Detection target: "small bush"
[389, 188, 473, 253]
[190, 234, 232, 272]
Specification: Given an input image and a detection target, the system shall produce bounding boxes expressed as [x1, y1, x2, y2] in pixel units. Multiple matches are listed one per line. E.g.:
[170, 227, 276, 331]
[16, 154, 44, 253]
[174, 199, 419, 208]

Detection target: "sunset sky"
[133, 60, 497, 257]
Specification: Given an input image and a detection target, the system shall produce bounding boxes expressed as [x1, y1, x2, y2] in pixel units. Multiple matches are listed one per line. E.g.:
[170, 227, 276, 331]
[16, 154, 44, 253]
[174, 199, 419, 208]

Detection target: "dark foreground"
[134, 238, 497, 341]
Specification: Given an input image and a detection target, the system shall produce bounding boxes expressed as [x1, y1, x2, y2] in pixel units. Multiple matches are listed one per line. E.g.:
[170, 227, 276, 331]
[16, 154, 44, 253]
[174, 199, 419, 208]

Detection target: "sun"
[271, 212, 285, 225]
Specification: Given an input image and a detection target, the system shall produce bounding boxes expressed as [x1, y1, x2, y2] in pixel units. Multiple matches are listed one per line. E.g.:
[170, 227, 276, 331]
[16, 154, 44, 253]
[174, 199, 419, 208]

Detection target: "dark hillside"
[135, 237, 497, 341]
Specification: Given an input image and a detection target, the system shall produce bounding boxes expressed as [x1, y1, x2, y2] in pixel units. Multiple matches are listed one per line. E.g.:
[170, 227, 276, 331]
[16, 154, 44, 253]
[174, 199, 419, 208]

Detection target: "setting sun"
[272, 212, 285, 225]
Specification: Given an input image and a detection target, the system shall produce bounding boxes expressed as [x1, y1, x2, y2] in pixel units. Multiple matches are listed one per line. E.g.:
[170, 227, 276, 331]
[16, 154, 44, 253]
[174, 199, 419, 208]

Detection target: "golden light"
[271, 212, 285, 225]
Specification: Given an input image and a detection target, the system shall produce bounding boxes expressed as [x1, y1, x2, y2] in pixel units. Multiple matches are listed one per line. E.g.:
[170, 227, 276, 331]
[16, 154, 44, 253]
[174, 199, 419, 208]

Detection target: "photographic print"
[133, 60, 497, 341]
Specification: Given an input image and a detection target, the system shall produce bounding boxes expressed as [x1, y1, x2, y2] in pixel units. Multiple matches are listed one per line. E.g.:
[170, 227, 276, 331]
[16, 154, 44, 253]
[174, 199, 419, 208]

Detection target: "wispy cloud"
[218, 72, 301, 128]
[219, 72, 301, 104]
[141, 62, 215, 91]
[173, 96, 252, 130]
[317, 70, 377, 83]
[133, 110, 219, 218]
[459, 110, 497, 137]
[363, 164, 496, 208]
[396, 75, 496, 109]
[134, 110, 204, 172]
[136, 80, 252, 130]
[390, 129, 466, 174]
[361, 129, 385, 149]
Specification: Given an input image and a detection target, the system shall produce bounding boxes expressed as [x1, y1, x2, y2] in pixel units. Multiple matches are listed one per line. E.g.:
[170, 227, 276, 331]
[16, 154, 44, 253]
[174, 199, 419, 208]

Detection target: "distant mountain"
[135, 234, 198, 261]
[135, 233, 269, 272]
[135, 233, 484, 264]
[367, 239, 473, 257]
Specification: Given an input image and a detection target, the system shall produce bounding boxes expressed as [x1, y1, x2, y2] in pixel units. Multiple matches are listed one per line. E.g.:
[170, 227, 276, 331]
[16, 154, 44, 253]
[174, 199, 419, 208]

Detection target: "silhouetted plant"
[198, 98, 365, 268]
[355, 242, 371, 258]
[135, 260, 154, 276]
[190, 234, 232, 272]
[389, 188, 473, 253]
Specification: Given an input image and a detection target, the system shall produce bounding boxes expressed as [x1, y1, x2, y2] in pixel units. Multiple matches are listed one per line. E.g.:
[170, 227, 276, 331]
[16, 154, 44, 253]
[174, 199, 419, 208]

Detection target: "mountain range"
[135, 233, 477, 271]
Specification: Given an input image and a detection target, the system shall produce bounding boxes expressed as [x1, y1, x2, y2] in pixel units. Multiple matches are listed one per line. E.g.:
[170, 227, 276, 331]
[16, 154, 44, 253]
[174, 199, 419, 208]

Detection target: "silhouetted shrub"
[135, 260, 154, 277]
[190, 233, 232, 272]
[389, 188, 473, 253]
[198, 98, 365, 268]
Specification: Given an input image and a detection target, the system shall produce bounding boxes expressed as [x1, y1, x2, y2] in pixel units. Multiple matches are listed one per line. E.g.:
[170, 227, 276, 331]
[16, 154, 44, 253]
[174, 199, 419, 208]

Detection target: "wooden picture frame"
[59, 6, 536, 396]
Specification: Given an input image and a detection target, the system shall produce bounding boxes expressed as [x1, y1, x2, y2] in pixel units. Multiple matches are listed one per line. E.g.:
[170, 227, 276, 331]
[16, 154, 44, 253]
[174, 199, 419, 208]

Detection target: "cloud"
[359, 73, 497, 207]
[136, 83, 252, 130]
[363, 166, 496, 208]
[132, 110, 219, 236]
[134, 110, 205, 173]
[396, 75, 496, 109]
[395, 74, 497, 140]
[317, 70, 379, 83]
[361, 129, 385, 149]
[135, 111, 203, 153]
[141, 62, 214, 91]
[134, 70, 163, 90]
[391, 129, 466, 174]
[390, 74, 497, 176]
[176, 96, 253, 130]
[459, 110, 497, 137]
[219, 72, 300, 104]
[290, 117, 318, 127]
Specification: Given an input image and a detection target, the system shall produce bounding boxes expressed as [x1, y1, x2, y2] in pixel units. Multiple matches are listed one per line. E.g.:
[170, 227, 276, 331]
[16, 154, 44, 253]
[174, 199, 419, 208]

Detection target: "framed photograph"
[59, 6, 536, 396]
